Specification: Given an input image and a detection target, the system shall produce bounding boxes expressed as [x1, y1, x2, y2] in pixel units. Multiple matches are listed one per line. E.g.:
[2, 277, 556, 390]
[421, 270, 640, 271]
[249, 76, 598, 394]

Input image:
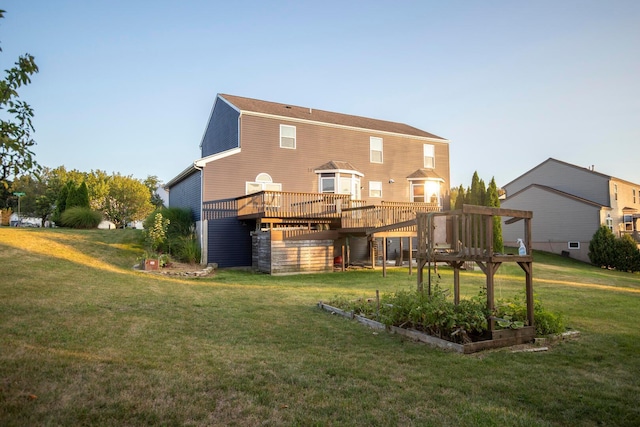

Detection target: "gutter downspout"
[194, 161, 205, 265]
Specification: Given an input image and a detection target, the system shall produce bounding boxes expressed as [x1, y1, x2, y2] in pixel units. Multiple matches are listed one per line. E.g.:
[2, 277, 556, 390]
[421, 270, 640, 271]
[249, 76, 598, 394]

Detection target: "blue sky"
[2, 0, 639, 188]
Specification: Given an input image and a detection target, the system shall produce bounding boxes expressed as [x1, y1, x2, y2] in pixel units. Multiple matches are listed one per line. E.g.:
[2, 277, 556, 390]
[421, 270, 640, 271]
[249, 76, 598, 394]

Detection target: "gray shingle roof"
[219, 94, 446, 140]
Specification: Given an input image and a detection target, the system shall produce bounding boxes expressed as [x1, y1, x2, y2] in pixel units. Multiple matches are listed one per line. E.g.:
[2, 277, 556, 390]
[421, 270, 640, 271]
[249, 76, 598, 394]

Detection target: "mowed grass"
[1, 228, 639, 426]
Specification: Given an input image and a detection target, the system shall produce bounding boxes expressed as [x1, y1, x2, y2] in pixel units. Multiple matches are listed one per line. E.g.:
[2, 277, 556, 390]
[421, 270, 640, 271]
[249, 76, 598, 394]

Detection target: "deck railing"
[203, 192, 442, 228]
[341, 201, 441, 230]
[204, 191, 354, 220]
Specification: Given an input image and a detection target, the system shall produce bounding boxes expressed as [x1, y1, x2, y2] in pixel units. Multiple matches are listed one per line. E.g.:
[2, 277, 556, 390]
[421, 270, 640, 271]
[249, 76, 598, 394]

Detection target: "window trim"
[370, 137, 383, 164]
[279, 124, 296, 149]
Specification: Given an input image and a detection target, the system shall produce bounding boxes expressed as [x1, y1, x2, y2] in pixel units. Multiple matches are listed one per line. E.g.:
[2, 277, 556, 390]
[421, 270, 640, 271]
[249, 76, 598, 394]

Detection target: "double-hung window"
[280, 125, 296, 149]
[369, 181, 382, 198]
[370, 137, 383, 163]
[423, 144, 435, 168]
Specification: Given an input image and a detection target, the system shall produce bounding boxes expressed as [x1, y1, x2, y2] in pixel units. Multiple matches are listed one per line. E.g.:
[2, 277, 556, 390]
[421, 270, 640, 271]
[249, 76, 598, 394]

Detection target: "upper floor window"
[614, 184, 618, 201]
[634, 189, 637, 204]
[280, 125, 296, 149]
[370, 137, 383, 163]
[369, 181, 382, 198]
[423, 144, 435, 169]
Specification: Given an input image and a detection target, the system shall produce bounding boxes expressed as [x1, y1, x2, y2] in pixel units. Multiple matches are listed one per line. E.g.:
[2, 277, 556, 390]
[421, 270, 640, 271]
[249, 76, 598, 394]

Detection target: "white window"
[411, 180, 440, 204]
[280, 125, 296, 149]
[605, 215, 613, 232]
[568, 241, 580, 249]
[246, 173, 282, 194]
[412, 183, 425, 202]
[321, 175, 335, 193]
[370, 137, 383, 163]
[369, 181, 382, 198]
[423, 144, 435, 169]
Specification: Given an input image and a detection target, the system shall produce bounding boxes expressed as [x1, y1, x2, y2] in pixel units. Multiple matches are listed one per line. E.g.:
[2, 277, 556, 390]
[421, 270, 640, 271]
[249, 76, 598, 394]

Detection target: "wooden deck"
[203, 191, 442, 231]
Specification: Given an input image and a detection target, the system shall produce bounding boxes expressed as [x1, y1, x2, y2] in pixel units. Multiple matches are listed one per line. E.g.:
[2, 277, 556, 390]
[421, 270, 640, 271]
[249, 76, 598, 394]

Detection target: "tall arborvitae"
[454, 184, 465, 209]
[76, 181, 90, 209]
[52, 181, 73, 224]
[487, 177, 503, 253]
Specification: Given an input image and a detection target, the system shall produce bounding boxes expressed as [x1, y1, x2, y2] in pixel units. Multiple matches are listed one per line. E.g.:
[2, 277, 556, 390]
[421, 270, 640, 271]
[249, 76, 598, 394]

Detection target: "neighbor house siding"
[502, 186, 602, 262]
[504, 159, 610, 206]
[202, 114, 449, 203]
[207, 217, 252, 267]
[168, 170, 201, 221]
[201, 98, 240, 157]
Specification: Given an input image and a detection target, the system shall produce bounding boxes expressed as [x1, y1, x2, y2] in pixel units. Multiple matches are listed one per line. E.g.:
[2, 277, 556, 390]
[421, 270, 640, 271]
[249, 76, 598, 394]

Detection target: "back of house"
[165, 94, 451, 272]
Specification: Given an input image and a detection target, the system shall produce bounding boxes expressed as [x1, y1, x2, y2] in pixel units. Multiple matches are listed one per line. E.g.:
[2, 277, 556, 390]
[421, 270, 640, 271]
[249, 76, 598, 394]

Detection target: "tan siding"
[203, 115, 450, 203]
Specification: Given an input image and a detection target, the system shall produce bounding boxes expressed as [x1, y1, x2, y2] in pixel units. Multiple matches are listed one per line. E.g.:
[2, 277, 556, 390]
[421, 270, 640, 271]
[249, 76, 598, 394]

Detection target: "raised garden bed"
[318, 301, 536, 354]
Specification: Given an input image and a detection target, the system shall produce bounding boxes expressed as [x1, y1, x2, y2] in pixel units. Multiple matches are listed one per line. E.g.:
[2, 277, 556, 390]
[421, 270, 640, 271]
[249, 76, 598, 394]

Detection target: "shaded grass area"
[1, 228, 639, 426]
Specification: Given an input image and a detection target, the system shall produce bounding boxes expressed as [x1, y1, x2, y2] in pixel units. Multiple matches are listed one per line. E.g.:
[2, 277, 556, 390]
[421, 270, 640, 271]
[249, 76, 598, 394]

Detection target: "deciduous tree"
[0, 9, 39, 188]
[103, 173, 154, 228]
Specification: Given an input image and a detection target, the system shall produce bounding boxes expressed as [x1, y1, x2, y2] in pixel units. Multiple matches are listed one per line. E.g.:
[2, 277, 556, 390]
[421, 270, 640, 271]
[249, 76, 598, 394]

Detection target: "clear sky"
[2, 0, 639, 188]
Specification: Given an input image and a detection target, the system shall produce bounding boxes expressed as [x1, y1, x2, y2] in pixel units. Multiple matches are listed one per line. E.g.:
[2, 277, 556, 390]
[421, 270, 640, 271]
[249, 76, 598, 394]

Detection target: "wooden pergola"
[416, 204, 534, 333]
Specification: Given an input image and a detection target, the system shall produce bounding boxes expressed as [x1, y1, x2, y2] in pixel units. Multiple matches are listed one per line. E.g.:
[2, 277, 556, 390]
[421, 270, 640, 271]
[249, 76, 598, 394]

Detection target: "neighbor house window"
[624, 214, 633, 231]
[568, 241, 580, 250]
[369, 181, 382, 198]
[423, 144, 435, 168]
[280, 125, 296, 149]
[370, 137, 383, 163]
[605, 215, 613, 232]
[614, 184, 618, 201]
[634, 189, 636, 204]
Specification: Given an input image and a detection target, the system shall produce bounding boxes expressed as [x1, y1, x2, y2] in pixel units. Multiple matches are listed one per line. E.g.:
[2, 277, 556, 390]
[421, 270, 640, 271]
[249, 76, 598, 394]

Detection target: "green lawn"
[1, 227, 639, 426]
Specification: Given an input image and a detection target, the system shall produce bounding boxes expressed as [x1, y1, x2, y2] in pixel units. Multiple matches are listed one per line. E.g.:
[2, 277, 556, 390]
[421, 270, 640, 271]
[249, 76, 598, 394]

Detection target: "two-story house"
[501, 158, 640, 263]
[165, 94, 450, 273]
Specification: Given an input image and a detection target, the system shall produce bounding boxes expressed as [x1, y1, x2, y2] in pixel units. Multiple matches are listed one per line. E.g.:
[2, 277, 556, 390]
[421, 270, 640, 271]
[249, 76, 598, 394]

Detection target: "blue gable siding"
[207, 217, 253, 267]
[168, 170, 201, 221]
[201, 97, 240, 157]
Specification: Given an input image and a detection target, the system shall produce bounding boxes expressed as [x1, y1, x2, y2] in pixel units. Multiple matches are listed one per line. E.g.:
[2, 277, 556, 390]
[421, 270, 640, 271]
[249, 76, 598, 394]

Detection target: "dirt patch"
[135, 262, 216, 277]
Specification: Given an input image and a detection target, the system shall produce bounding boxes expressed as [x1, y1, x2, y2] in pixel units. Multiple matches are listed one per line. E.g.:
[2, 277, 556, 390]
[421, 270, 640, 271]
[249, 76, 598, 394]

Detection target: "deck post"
[382, 238, 387, 277]
[408, 237, 413, 276]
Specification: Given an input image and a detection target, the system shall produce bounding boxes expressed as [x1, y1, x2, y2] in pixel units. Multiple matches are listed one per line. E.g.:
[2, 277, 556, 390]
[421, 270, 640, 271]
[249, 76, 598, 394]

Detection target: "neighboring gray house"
[501, 158, 640, 262]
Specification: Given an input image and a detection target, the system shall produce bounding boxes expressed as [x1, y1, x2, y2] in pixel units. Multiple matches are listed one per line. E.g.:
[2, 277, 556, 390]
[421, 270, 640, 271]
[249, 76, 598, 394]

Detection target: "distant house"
[165, 94, 451, 273]
[501, 158, 640, 262]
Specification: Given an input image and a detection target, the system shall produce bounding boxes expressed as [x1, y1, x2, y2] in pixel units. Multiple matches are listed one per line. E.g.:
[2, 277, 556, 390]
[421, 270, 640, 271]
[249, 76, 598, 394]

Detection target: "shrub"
[60, 207, 102, 229]
[614, 234, 640, 273]
[145, 212, 170, 253]
[175, 235, 201, 264]
[144, 207, 193, 253]
[588, 225, 617, 268]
